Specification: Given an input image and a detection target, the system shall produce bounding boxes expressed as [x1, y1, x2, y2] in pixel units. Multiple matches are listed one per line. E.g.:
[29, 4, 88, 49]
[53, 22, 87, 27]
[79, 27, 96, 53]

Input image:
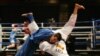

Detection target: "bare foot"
[75, 3, 85, 10]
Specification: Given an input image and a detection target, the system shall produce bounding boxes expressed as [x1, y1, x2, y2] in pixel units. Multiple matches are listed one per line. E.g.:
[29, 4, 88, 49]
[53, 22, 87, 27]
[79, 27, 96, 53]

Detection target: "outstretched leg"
[57, 3, 85, 41]
[22, 12, 39, 34]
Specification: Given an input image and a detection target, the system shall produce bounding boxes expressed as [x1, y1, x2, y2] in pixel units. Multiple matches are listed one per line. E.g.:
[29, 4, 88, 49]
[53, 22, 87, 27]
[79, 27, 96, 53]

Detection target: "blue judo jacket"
[15, 28, 53, 56]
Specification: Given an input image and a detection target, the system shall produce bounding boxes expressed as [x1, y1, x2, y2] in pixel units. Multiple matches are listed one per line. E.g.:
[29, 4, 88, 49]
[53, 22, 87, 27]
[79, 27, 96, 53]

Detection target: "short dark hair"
[54, 33, 62, 41]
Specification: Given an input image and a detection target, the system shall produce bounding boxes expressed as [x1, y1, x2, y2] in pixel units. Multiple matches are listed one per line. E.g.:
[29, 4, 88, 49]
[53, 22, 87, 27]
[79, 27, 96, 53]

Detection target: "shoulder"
[58, 40, 65, 44]
[39, 41, 50, 51]
[39, 41, 49, 46]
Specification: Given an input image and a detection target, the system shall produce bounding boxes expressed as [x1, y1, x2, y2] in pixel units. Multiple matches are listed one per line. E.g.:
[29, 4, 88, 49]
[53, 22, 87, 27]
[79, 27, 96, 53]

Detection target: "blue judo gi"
[15, 28, 53, 56]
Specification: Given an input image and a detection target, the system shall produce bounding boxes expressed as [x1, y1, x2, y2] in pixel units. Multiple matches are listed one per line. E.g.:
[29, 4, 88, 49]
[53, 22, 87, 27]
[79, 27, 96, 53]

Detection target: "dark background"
[0, 0, 99, 23]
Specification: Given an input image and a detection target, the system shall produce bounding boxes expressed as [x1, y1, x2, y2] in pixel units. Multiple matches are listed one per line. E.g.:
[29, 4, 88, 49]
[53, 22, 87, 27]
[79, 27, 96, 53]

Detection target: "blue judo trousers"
[15, 28, 53, 56]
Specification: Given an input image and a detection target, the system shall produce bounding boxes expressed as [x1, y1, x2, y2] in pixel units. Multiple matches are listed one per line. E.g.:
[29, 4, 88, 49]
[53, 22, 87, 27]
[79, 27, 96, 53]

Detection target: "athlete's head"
[49, 33, 62, 44]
